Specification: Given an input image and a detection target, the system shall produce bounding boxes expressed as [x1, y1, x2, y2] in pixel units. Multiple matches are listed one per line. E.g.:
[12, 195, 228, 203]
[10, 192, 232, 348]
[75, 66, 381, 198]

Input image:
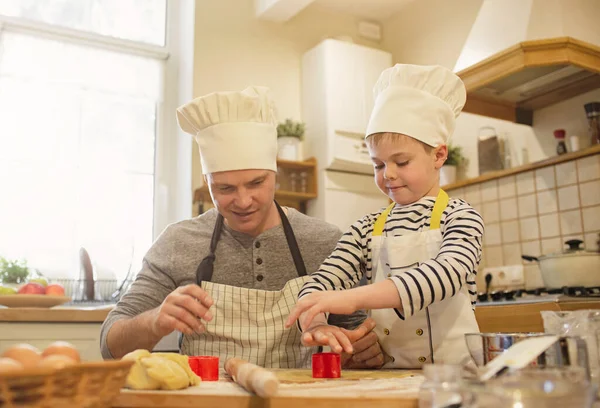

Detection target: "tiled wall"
[446, 153, 600, 289]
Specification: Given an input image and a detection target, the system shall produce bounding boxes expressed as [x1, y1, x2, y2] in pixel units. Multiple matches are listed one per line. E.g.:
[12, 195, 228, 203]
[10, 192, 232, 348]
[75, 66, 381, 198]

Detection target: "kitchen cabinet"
[302, 39, 392, 172]
[305, 39, 392, 137]
[458, 37, 600, 126]
[301, 39, 392, 229]
[194, 158, 318, 214]
[0, 322, 103, 361]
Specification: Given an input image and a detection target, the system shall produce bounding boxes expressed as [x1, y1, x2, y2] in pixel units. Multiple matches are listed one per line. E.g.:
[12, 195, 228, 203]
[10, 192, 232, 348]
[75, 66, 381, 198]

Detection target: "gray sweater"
[100, 208, 365, 359]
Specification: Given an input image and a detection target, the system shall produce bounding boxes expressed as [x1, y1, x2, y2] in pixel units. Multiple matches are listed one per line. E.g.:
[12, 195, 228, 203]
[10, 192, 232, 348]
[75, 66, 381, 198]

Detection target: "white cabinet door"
[324, 41, 392, 136]
[324, 40, 365, 136]
[0, 323, 103, 361]
[361, 47, 393, 129]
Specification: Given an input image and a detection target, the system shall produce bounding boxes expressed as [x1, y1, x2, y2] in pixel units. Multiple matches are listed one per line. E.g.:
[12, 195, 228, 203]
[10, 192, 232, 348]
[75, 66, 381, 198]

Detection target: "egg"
[38, 355, 76, 370]
[42, 341, 81, 363]
[1, 344, 41, 369]
[0, 357, 23, 374]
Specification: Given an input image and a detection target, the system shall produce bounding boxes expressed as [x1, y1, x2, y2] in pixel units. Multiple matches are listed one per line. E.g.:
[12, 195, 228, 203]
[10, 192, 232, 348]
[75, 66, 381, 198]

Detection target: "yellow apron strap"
[373, 203, 395, 237]
[372, 189, 449, 235]
[430, 189, 449, 230]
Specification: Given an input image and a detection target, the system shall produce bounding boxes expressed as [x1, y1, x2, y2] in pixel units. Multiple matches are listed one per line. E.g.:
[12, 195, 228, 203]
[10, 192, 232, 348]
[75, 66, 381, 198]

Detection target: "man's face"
[206, 169, 277, 236]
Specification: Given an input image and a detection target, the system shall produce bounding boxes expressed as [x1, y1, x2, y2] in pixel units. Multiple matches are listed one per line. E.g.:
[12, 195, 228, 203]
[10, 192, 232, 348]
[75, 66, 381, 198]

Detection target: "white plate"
[0, 295, 71, 308]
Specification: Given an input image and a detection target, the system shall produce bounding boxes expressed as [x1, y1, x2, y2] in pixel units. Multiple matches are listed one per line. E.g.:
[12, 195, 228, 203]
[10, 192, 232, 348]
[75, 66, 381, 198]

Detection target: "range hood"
[454, 0, 600, 125]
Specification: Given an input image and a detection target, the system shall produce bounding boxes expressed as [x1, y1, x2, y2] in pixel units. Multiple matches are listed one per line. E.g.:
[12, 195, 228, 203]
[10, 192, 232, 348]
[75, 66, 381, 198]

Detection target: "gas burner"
[477, 290, 520, 303]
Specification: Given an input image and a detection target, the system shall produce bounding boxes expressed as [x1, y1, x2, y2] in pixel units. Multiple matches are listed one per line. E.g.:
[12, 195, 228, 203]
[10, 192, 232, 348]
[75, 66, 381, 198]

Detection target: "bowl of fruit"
[0, 279, 70, 308]
[0, 341, 133, 408]
[0, 257, 70, 308]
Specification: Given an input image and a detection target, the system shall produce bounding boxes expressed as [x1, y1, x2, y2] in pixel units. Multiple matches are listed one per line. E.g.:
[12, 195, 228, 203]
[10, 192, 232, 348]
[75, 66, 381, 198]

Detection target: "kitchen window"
[0, 1, 193, 287]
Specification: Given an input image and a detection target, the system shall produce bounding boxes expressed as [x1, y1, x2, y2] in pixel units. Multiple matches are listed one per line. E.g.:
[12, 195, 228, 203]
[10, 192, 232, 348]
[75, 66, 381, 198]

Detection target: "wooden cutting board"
[113, 369, 423, 408]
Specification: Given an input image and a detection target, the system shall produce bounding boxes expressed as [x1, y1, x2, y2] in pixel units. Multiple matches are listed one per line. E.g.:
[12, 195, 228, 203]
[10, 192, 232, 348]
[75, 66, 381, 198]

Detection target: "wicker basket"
[0, 360, 133, 408]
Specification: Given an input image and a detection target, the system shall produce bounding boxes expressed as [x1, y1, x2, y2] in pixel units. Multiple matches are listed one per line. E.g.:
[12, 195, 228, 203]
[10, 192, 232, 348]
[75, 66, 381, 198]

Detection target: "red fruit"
[17, 283, 46, 295]
[45, 284, 65, 296]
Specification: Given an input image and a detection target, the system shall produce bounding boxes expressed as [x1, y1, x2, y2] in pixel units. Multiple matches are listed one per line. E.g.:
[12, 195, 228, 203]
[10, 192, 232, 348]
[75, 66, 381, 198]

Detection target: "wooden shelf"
[457, 37, 600, 125]
[443, 144, 600, 190]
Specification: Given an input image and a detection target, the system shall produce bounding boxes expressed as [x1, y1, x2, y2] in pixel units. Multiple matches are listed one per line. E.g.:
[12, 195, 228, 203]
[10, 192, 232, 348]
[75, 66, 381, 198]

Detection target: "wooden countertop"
[113, 369, 422, 408]
[0, 306, 113, 323]
[475, 298, 600, 333]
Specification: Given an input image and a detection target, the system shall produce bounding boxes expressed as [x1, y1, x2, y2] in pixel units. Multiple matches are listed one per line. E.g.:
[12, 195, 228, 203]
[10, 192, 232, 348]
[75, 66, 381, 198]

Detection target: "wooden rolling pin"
[224, 358, 279, 398]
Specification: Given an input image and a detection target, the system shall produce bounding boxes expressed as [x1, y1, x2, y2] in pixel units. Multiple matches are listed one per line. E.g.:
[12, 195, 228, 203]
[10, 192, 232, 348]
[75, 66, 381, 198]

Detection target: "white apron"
[179, 203, 316, 368]
[370, 190, 480, 368]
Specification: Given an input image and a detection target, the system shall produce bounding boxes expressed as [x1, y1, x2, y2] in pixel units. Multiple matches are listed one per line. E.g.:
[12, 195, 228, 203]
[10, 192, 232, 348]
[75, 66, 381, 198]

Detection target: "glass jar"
[418, 364, 464, 408]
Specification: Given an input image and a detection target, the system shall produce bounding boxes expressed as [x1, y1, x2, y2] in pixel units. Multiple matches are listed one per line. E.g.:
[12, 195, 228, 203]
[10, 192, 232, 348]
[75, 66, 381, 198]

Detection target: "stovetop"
[476, 286, 600, 306]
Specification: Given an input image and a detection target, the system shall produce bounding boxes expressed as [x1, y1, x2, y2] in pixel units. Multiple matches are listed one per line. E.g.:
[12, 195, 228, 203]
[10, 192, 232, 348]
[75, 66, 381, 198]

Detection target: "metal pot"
[464, 332, 591, 378]
[522, 239, 600, 289]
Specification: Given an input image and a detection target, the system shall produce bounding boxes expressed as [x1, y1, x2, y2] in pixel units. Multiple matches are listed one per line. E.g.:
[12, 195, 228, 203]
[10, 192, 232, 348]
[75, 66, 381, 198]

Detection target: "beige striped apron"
[179, 203, 316, 368]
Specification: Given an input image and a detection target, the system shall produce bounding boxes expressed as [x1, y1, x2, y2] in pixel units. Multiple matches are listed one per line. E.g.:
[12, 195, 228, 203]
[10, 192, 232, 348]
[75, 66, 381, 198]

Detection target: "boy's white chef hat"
[176, 86, 278, 174]
[366, 64, 467, 147]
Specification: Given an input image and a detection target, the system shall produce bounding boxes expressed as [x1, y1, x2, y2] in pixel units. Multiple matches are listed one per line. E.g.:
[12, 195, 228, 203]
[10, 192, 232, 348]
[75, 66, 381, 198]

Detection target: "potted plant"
[441, 144, 468, 186]
[0, 257, 31, 292]
[277, 119, 305, 161]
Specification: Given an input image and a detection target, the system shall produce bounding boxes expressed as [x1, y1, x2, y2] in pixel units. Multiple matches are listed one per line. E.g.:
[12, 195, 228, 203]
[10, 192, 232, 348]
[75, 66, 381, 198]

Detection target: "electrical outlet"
[482, 265, 525, 291]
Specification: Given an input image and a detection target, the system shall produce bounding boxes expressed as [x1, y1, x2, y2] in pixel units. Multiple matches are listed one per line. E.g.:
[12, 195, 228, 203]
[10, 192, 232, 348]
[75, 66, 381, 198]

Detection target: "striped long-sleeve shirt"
[298, 196, 484, 319]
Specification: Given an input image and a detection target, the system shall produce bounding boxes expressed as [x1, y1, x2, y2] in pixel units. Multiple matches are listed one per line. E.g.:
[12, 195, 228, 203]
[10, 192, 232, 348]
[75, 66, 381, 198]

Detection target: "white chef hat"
[366, 64, 467, 147]
[176, 86, 278, 174]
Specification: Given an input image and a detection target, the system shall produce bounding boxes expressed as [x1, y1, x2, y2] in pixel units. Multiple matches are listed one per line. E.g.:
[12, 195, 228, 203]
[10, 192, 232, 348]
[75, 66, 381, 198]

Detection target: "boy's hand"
[285, 290, 359, 330]
[301, 323, 353, 354]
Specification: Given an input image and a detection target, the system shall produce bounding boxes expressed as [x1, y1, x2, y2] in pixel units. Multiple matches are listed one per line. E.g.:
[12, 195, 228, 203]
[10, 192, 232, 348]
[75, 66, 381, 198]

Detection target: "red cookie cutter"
[188, 356, 219, 381]
[312, 352, 341, 378]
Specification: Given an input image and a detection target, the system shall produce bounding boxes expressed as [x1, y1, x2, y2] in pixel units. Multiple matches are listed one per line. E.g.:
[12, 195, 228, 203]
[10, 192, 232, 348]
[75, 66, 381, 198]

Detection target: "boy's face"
[367, 134, 447, 205]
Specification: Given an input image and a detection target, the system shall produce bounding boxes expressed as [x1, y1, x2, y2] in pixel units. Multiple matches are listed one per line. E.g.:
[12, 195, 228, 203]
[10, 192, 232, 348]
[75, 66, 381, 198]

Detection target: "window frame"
[0, 1, 193, 247]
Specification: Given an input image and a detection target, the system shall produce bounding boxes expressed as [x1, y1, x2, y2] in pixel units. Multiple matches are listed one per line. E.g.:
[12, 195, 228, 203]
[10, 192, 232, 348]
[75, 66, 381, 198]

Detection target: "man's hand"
[149, 284, 214, 337]
[285, 290, 359, 331]
[340, 318, 385, 369]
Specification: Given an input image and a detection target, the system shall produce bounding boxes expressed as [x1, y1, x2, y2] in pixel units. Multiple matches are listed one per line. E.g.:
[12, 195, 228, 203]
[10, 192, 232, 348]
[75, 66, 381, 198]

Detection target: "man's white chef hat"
[176, 86, 278, 174]
[366, 64, 467, 147]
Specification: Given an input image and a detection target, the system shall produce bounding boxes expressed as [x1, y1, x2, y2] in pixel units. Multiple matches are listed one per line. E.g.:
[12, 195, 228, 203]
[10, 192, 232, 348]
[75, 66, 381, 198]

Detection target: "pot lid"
[539, 239, 600, 260]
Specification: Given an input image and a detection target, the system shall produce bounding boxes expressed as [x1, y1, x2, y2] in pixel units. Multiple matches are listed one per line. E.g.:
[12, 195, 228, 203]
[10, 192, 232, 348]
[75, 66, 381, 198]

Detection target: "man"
[100, 86, 383, 369]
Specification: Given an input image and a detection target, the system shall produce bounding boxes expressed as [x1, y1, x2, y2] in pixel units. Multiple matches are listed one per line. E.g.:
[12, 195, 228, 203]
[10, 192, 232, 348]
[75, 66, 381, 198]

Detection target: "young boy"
[285, 64, 483, 368]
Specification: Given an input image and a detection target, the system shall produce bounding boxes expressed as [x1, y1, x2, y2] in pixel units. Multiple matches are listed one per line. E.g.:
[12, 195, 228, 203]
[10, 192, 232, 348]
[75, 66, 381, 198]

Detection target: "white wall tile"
[539, 213, 560, 238]
[465, 184, 482, 205]
[521, 240, 541, 258]
[520, 217, 540, 241]
[481, 180, 499, 202]
[500, 198, 518, 220]
[558, 185, 580, 210]
[499, 176, 516, 199]
[484, 245, 504, 267]
[580, 180, 600, 207]
[535, 166, 556, 191]
[537, 189, 558, 215]
[484, 223, 502, 246]
[582, 206, 600, 231]
[482, 201, 500, 224]
[541, 237, 562, 254]
[449, 187, 465, 199]
[556, 161, 577, 186]
[501, 220, 520, 244]
[517, 171, 535, 195]
[577, 155, 600, 183]
[503, 243, 522, 265]
[559, 209, 583, 236]
[585, 232, 600, 251]
[518, 194, 537, 218]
